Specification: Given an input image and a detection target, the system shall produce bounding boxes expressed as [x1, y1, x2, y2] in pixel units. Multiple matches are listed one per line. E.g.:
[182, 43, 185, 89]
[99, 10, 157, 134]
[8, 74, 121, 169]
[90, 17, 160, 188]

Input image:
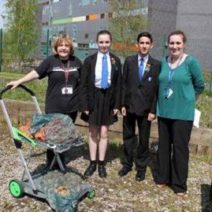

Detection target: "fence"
[1, 27, 212, 95]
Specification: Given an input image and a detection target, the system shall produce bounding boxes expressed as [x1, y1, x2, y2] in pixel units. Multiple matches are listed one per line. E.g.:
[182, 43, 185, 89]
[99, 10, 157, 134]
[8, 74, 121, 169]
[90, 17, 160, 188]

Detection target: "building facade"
[38, 0, 212, 70]
[149, 0, 212, 70]
[38, 0, 148, 60]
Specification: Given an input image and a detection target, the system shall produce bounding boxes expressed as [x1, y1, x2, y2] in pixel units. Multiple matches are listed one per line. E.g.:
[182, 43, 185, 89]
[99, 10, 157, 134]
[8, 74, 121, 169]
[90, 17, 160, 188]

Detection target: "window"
[78, 43, 89, 48]
[108, 12, 113, 18]
[100, 13, 105, 19]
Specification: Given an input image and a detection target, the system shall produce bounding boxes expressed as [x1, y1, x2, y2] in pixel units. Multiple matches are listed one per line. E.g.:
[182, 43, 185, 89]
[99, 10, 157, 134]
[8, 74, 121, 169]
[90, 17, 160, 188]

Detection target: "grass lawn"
[0, 71, 47, 104]
[1, 71, 212, 127]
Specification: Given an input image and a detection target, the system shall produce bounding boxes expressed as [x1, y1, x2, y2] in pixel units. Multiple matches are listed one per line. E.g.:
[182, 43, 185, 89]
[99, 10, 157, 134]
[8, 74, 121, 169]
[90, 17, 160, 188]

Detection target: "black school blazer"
[122, 54, 160, 115]
[80, 52, 122, 112]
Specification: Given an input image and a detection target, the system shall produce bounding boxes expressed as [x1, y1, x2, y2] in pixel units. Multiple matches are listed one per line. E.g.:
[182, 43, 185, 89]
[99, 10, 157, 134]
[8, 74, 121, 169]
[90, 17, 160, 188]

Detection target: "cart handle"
[0, 84, 35, 99]
[12, 127, 37, 148]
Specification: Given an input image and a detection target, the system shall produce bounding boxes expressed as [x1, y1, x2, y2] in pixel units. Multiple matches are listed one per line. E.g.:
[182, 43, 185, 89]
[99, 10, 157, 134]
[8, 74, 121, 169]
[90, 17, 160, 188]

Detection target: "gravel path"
[0, 130, 211, 212]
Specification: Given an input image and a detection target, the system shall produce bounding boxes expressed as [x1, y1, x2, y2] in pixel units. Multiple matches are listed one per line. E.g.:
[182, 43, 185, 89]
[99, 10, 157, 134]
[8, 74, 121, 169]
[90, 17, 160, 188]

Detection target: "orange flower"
[145, 64, 151, 72]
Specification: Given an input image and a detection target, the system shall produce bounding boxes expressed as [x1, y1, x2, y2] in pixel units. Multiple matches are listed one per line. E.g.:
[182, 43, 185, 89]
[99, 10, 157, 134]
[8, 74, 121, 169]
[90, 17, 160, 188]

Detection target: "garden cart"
[0, 85, 95, 212]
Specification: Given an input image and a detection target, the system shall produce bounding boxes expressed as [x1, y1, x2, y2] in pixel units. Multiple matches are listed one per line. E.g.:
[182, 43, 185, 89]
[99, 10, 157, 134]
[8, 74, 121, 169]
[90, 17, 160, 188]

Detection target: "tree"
[4, 0, 39, 70]
[108, 0, 148, 58]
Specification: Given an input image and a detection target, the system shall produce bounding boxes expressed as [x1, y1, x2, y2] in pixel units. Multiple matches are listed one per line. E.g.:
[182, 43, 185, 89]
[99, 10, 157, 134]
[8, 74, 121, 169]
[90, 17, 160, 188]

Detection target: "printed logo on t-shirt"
[52, 67, 79, 72]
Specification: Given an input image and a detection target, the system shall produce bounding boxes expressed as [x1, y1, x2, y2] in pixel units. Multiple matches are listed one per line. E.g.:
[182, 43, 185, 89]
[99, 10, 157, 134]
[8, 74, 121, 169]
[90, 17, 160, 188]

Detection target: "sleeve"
[121, 57, 129, 106]
[79, 57, 90, 111]
[188, 56, 205, 95]
[114, 56, 122, 109]
[35, 56, 52, 79]
[75, 57, 82, 83]
[150, 61, 161, 114]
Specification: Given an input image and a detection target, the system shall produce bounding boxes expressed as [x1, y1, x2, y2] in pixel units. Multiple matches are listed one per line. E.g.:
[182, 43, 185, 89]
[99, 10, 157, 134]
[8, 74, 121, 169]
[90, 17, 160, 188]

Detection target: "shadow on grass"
[65, 139, 124, 163]
[64, 130, 124, 163]
[106, 142, 123, 163]
[61, 130, 158, 180]
[65, 145, 87, 162]
[201, 184, 212, 212]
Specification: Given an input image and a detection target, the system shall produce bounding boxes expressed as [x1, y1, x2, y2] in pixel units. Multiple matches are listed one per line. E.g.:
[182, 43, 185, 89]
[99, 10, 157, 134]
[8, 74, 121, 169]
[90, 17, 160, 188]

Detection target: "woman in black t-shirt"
[7, 34, 82, 169]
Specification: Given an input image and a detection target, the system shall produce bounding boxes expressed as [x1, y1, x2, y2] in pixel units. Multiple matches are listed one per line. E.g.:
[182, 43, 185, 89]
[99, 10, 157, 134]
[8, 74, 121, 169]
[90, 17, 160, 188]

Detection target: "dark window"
[42, 22, 48, 26]
[78, 43, 89, 48]
[85, 33, 89, 39]
[100, 13, 105, 19]
[108, 12, 113, 18]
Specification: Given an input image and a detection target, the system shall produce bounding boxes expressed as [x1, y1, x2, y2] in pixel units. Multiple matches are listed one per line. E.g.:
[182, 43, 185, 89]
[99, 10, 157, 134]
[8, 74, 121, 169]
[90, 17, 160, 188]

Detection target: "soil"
[0, 126, 211, 212]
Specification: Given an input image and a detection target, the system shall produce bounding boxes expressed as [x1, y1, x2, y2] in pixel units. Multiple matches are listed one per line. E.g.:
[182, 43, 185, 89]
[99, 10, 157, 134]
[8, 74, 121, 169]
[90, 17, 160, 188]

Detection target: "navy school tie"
[101, 54, 108, 89]
[138, 58, 144, 80]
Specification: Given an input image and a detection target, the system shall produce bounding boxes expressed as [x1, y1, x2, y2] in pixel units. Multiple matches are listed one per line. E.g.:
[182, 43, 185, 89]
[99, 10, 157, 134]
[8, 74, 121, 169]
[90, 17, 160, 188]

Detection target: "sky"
[0, 0, 6, 28]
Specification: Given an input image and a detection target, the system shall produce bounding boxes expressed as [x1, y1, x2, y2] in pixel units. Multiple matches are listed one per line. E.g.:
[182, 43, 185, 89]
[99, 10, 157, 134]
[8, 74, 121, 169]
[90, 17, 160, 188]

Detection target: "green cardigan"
[157, 55, 205, 121]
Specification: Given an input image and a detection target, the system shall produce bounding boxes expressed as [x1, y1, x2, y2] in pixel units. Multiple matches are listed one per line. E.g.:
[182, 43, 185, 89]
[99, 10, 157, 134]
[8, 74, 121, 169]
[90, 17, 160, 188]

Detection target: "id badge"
[164, 88, 173, 99]
[61, 86, 73, 95]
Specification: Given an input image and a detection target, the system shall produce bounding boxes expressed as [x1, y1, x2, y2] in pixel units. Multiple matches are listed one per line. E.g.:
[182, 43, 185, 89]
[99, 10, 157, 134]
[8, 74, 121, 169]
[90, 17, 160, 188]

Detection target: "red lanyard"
[61, 61, 71, 86]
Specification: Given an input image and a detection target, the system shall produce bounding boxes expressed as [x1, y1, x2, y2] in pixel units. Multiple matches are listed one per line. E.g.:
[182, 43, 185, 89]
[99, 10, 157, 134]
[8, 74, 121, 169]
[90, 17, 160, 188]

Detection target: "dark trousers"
[46, 112, 78, 164]
[156, 117, 193, 193]
[122, 113, 151, 172]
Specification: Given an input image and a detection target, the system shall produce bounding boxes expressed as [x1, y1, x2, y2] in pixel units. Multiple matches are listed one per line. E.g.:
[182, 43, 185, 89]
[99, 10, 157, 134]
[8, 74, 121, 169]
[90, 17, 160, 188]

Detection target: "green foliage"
[108, 0, 147, 57]
[4, 0, 39, 70]
[197, 92, 212, 128]
[196, 71, 212, 128]
[0, 71, 25, 79]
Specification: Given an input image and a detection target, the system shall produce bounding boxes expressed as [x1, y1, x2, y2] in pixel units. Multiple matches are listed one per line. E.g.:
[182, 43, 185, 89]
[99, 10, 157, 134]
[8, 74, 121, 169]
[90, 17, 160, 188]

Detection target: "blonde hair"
[52, 34, 74, 55]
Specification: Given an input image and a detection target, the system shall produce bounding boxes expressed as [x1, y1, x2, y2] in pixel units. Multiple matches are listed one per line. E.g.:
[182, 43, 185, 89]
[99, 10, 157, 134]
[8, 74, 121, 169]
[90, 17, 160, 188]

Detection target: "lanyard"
[61, 61, 71, 86]
[167, 55, 183, 88]
[168, 68, 174, 88]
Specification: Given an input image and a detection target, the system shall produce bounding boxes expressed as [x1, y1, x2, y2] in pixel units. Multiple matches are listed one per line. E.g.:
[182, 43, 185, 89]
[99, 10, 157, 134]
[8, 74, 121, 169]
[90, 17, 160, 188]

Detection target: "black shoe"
[84, 163, 96, 177]
[98, 164, 107, 178]
[135, 171, 145, 181]
[118, 166, 132, 177]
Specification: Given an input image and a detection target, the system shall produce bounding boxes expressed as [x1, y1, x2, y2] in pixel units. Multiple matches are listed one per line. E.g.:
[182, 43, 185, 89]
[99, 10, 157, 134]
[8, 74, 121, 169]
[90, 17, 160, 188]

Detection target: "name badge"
[148, 77, 152, 82]
[61, 86, 73, 95]
[164, 88, 173, 99]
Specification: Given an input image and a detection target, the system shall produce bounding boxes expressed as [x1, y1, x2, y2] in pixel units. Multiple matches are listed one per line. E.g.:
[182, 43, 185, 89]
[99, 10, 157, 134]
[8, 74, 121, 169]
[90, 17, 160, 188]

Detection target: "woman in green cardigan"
[155, 30, 205, 196]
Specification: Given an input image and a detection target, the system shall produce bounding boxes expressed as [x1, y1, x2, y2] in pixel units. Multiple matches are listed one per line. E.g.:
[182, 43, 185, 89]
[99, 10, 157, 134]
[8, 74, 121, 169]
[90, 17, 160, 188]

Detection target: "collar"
[98, 51, 110, 58]
[138, 54, 149, 62]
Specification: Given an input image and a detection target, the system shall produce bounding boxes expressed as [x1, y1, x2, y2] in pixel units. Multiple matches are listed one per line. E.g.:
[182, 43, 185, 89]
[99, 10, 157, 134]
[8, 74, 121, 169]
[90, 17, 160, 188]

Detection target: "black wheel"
[9, 179, 24, 198]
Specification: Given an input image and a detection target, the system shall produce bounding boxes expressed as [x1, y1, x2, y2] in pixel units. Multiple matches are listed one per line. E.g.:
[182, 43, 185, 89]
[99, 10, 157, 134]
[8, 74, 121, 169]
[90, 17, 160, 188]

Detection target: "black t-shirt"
[35, 55, 82, 114]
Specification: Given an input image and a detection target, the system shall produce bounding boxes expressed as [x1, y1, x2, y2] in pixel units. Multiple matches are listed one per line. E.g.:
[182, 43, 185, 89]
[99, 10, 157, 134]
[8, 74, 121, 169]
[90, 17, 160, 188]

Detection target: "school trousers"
[156, 117, 193, 193]
[122, 113, 151, 172]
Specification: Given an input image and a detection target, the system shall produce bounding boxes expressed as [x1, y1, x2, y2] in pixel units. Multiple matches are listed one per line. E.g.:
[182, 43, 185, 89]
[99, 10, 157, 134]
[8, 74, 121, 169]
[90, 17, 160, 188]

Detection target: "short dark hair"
[96, 30, 112, 42]
[168, 30, 187, 43]
[137, 32, 153, 43]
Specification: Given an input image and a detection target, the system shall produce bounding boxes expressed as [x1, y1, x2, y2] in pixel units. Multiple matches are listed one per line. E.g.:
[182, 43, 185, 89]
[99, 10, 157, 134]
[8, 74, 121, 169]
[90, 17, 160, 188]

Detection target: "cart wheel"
[9, 179, 24, 198]
[87, 190, 95, 199]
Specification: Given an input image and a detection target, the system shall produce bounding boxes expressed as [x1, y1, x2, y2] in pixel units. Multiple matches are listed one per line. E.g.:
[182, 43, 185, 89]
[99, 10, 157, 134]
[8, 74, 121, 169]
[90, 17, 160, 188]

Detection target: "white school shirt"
[138, 54, 149, 71]
[95, 52, 112, 88]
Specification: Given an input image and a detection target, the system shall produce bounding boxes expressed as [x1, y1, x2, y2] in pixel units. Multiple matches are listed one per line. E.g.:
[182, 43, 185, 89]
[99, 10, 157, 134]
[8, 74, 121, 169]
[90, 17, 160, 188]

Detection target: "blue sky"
[0, 0, 6, 28]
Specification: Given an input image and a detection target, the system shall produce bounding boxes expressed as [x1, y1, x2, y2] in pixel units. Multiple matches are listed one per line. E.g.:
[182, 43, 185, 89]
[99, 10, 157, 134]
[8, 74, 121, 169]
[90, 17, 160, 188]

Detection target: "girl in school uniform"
[80, 30, 122, 178]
